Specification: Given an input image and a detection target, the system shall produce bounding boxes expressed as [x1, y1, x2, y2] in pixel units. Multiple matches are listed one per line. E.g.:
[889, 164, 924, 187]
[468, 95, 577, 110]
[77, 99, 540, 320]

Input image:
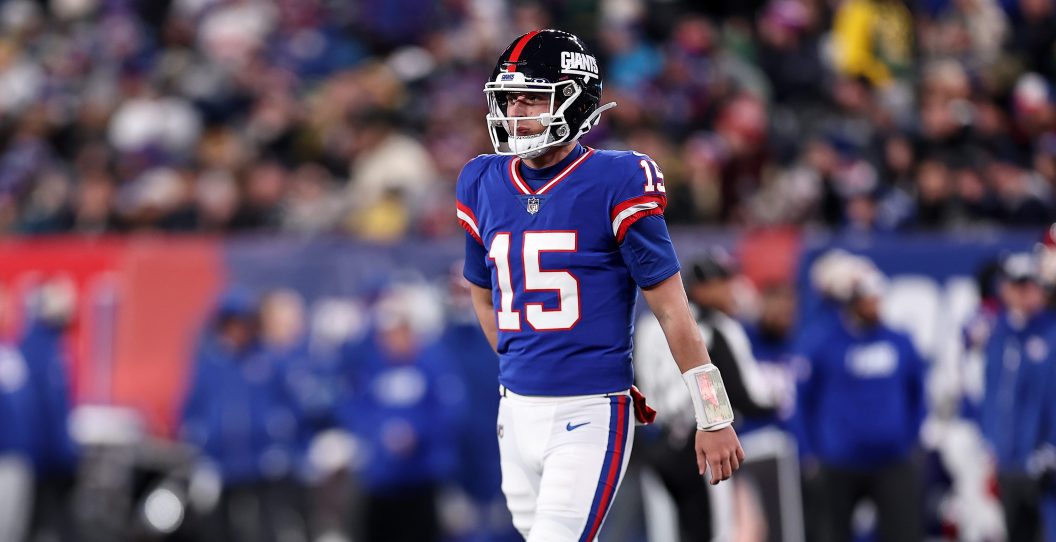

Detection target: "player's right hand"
[696, 426, 745, 485]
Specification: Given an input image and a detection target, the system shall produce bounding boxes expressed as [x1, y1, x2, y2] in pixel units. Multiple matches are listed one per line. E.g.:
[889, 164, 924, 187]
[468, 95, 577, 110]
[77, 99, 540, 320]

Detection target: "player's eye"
[526, 94, 549, 105]
[506, 92, 548, 106]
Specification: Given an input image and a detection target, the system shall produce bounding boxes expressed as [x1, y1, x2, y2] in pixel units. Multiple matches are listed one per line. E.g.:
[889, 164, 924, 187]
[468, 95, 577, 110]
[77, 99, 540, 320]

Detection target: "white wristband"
[681, 364, 735, 432]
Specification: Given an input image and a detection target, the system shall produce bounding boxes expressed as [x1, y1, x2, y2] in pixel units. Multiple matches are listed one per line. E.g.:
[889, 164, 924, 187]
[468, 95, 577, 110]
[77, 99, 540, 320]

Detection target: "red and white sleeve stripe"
[610, 195, 666, 244]
[456, 201, 483, 245]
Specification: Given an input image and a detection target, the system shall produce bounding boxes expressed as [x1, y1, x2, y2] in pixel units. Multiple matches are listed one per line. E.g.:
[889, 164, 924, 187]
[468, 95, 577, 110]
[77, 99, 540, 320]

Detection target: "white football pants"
[497, 387, 634, 542]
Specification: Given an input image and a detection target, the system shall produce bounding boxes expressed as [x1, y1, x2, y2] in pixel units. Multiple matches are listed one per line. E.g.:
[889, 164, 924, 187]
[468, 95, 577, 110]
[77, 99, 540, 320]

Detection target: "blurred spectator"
[196, 169, 241, 232]
[913, 158, 956, 229]
[19, 278, 79, 542]
[0, 311, 33, 542]
[933, 257, 1008, 542]
[282, 163, 343, 234]
[920, 0, 1009, 69]
[1008, 0, 1056, 80]
[179, 287, 304, 542]
[437, 266, 518, 541]
[980, 253, 1054, 542]
[336, 284, 461, 542]
[344, 111, 437, 241]
[744, 283, 799, 435]
[795, 262, 926, 542]
[121, 167, 199, 232]
[1042, 348, 1056, 542]
[831, 0, 913, 88]
[634, 249, 783, 540]
[107, 84, 202, 161]
[986, 150, 1053, 226]
[755, 0, 826, 106]
[682, 250, 785, 422]
[72, 171, 125, 234]
[0, 0, 1052, 235]
[682, 94, 770, 223]
[260, 288, 316, 456]
[231, 161, 288, 232]
[957, 259, 1006, 417]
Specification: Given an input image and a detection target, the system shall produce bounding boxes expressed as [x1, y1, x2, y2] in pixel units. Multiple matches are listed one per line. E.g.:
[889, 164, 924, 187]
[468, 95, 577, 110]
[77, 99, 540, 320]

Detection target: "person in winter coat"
[18, 278, 79, 541]
[179, 287, 303, 542]
[634, 249, 785, 541]
[0, 340, 34, 542]
[980, 253, 1055, 542]
[438, 265, 519, 541]
[796, 261, 926, 542]
[335, 284, 463, 542]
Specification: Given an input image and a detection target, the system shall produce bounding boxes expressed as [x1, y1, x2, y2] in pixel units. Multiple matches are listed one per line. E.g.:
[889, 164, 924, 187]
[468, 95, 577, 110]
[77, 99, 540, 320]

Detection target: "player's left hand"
[695, 426, 745, 485]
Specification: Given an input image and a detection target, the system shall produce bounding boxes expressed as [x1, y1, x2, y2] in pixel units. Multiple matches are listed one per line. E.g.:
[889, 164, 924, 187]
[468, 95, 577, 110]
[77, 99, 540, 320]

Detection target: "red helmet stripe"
[505, 30, 541, 72]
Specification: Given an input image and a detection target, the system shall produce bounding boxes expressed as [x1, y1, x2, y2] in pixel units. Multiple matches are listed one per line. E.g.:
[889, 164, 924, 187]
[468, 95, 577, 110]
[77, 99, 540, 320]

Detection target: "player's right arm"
[456, 157, 498, 352]
[469, 283, 499, 352]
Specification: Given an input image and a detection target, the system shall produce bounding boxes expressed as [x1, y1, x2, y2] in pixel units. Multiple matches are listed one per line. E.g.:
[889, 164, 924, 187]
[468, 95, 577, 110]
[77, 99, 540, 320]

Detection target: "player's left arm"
[613, 153, 745, 483]
[641, 275, 746, 484]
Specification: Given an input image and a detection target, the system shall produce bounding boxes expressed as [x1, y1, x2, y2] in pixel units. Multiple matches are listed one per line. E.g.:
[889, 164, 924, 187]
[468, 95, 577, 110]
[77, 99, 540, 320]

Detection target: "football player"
[456, 29, 744, 541]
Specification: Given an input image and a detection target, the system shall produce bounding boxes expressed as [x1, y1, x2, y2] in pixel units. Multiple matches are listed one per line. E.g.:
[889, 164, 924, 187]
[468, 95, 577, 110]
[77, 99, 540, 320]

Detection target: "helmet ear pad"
[558, 79, 600, 139]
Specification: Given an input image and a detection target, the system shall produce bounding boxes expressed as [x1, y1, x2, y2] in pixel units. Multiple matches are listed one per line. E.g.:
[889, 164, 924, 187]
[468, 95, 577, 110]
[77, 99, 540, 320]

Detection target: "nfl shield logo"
[526, 196, 540, 215]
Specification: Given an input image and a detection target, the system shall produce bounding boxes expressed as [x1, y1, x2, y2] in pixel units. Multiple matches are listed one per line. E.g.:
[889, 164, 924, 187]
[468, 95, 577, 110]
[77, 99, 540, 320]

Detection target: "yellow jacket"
[832, 0, 913, 86]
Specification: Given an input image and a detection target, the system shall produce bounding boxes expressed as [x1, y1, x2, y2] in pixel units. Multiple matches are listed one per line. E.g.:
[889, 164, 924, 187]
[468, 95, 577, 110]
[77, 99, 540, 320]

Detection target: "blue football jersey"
[456, 146, 680, 396]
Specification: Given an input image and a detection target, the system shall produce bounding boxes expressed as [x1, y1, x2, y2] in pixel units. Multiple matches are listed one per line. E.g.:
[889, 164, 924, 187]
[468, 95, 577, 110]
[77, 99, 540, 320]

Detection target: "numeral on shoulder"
[640, 159, 666, 194]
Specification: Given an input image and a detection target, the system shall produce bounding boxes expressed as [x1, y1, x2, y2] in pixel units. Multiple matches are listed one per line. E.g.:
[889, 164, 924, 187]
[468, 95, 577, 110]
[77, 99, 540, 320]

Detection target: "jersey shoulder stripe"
[611, 195, 666, 243]
[456, 201, 483, 245]
[455, 154, 503, 245]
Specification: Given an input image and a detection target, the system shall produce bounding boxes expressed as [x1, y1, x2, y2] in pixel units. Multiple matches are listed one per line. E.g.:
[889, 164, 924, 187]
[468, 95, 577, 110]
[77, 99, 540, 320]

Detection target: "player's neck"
[522, 143, 577, 169]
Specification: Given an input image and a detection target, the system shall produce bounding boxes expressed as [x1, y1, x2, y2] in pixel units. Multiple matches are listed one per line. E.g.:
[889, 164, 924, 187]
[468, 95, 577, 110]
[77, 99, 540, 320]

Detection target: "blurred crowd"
[4, 241, 1056, 541]
[632, 245, 1056, 542]
[0, 268, 525, 542]
[170, 276, 519, 542]
[0, 0, 1055, 239]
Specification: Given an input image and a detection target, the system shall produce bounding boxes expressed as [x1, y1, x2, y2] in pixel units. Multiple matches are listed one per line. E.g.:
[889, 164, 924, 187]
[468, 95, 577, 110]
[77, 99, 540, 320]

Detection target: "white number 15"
[488, 231, 580, 331]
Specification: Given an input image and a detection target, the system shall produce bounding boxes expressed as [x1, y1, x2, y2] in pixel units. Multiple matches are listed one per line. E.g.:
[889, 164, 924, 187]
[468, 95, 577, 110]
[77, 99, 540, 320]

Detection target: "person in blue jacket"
[335, 285, 463, 542]
[1043, 357, 1056, 542]
[438, 266, 520, 542]
[796, 263, 926, 542]
[0, 340, 34, 542]
[743, 283, 799, 435]
[18, 279, 79, 541]
[980, 253, 1055, 542]
[179, 287, 303, 542]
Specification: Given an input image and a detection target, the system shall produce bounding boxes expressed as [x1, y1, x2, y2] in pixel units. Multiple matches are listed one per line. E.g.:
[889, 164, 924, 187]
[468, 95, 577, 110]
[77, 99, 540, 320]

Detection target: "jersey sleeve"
[618, 215, 681, 287]
[463, 233, 490, 288]
[456, 157, 489, 287]
[610, 153, 680, 287]
[455, 157, 485, 247]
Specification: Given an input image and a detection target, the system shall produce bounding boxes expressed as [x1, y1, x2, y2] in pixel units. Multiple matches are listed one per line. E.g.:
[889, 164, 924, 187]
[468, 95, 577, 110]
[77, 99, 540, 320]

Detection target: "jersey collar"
[508, 147, 595, 196]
